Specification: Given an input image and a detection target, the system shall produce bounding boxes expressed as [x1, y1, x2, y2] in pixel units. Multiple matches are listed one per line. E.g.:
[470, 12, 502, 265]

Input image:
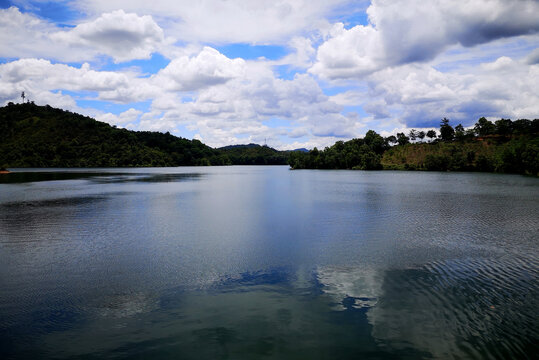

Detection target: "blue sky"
[0, 0, 538, 149]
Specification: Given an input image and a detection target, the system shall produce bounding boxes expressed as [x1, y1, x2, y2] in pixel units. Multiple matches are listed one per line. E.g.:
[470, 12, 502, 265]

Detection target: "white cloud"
[70, 0, 348, 44]
[311, 0, 539, 80]
[362, 55, 539, 127]
[96, 108, 142, 127]
[133, 59, 360, 148]
[317, 266, 383, 310]
[0, 59, 129, 93]
[310, 23, 384, 79]
[52, 10, 167, 63]
[2, 1, 537, 149]
[271, 37, 317, 68]
[0, 7, 63, 60]
[154, 47, 246, 91]
[0, 7, 167, 63]
[0, 58, 160, 116]
[97, 79, 160, 103]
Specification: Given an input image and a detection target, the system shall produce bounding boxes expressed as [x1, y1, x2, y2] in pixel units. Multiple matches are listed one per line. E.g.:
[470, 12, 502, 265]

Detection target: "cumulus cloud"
[97, 47, 246, 102]
[271, 37, 317, 68]
[2, 1, 536, 149]
[70, 0, 347, 44]
[96, 108, 142, 127]
[363, 56, 539, 127]
[0, 58, 159, 114]
[0, 46, 355, 148]
[0, 59, 129, 96]
[52, 10, 166, 63]
[310, 23, 384, 79]
[154, 47, 246, 91]
[0, 7, 167, 63]
[0, 7, 63, 60]
[141, 60, 358, 148]
[311, 0, 539, 79]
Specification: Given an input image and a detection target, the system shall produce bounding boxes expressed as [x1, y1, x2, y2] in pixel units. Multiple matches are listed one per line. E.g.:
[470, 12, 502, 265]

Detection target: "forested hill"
[217, 144, 289, 165]
[0, 103, 298, 167]
[289, 117, 539, 176]
[0, 103, 231, 167]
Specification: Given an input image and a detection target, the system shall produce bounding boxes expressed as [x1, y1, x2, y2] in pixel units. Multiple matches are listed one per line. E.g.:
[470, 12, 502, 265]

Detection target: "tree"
[454, 124, 465, 141]
[495, 118, 513, 136]
[364, 130, 387, 154]
[474, 117, 495, 137]
[426, 130, 437, 141]
[386, 135, 397, 146]
[396, 132, 410, 146]
[512, 119, 531, 135]
[439, 117, 454, 141]
[418, 131, 426, 142]
[21, 91, 25, 103]
[408, 129, 418, 142]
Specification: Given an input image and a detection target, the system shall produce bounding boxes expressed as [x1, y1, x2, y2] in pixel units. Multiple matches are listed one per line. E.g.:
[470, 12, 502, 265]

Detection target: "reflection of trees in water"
[0, 171, 204, 184]
[0, 196, 108, 242]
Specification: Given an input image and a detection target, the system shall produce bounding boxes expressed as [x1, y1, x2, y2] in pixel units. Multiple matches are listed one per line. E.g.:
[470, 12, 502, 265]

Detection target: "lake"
[0, 166, 537, 359]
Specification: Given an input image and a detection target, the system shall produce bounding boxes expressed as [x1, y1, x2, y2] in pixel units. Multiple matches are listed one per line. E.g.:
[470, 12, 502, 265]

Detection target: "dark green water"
[0, 166, 537, 359]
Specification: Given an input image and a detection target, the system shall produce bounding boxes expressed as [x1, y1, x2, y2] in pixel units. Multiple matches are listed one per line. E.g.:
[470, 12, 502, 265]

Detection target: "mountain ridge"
[0, 103, 293, 167]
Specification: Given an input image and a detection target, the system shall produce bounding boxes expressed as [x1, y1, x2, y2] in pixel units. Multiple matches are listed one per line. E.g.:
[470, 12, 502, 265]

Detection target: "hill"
[381, 135, 538, 174]
[289, 130, 387, 170]
[217, 144, 290, 165]
[289, 118, 539, 176]
[0, 103, 299, 168]
[0, 103, 229, 167]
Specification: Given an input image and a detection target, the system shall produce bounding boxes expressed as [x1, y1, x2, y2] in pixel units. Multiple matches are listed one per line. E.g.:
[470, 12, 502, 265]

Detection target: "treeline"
[1, 103, 537, 174]
[0, 103, 289, 167]
[218, 144, 289, 165]
[289, 130, 387, 170]
[290, 117, 539, 176]
[0, 103, 229, 167]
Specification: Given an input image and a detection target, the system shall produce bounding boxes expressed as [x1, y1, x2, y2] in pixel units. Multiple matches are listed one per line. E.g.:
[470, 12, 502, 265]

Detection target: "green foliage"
[475, 117, 495, 136]
[495, 119, 513, 136]
[454, 124, 465, 141]
[424, 154, 450, 171]
[396, 132, 410, 146]
[382, 132, 538, 175]
[218, 144, 289, 165]
[289, 131, 386, 170]
[426, 130, 437, 140]
[0, 103, 227, 167]
[439, 117, 455, 141]
[290, 115, 538, 175]
[1, 103, 537, 175]
[386, 135, 397, 145]
[0, 103, 297, 168]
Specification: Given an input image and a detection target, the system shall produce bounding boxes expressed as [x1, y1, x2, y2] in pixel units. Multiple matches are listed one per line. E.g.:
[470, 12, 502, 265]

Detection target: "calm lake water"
[0, 166, 538, 359]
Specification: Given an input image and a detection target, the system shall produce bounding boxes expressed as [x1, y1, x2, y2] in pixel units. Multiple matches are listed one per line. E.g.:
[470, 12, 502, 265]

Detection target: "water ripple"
[370, 255, 539, 359]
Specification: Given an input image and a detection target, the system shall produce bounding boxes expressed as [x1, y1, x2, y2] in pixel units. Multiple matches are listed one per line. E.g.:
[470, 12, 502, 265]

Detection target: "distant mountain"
[219, 143, 262, 150]
[292, 148, 309, 153]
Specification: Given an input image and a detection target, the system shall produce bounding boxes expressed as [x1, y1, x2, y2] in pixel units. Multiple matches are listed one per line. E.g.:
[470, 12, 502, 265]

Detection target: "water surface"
[1, 167, 537, 359]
